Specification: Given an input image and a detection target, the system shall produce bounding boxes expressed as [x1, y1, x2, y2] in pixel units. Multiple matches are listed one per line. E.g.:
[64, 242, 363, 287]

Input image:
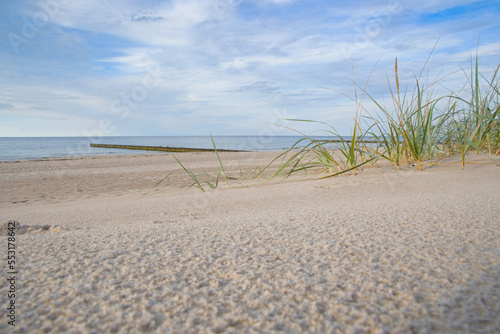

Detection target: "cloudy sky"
[1, 0, 499, 137]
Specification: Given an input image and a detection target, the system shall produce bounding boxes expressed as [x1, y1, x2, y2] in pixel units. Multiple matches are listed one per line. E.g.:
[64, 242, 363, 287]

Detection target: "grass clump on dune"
[365, 55, 452, 171]
[263, 49, 499, 181]
[450, 55, 500, 168]
[157, 48, 499, 192]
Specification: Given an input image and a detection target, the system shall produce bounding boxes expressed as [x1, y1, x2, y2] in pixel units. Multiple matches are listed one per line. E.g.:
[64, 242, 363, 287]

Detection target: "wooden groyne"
[90, 143, 248, 153]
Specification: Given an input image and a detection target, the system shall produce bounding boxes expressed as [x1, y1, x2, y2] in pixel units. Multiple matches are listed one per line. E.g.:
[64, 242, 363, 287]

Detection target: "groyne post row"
[90, 143, 249, 153]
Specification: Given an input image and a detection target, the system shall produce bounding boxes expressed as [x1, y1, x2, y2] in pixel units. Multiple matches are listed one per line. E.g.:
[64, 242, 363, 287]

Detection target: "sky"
[0, 0, 499, 137]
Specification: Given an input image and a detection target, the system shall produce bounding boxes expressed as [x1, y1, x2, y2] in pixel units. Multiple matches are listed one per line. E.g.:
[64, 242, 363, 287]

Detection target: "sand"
[1, 151, 499, 333]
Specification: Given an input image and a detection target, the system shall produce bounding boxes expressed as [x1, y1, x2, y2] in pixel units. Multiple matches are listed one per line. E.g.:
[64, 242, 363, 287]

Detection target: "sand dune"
[1, 152, 499, 333]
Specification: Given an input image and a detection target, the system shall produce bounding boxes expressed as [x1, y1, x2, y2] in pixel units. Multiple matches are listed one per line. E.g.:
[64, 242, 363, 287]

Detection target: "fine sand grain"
[0, 152, 499, 333]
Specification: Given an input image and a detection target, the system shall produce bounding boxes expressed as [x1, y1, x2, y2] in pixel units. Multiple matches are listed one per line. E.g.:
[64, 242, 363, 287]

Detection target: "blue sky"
[1, 0, 499, 137]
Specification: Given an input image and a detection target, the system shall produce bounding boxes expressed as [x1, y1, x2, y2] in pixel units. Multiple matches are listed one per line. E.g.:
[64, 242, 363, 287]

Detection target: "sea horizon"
[0, 135, 339, 162]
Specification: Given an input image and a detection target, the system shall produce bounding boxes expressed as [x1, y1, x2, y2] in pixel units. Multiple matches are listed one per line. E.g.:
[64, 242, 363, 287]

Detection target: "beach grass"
[363, 55, 451, 171]
[453, 54, 500, 168]
[184, 134, 238, 191]
[155, 134, 237, 192]
[262, 50, 499, 180]
[159, 50, 499, 191]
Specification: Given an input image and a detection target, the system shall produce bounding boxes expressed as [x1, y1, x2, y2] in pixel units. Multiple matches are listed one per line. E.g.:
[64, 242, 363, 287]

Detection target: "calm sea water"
[0, 136, 335, 161]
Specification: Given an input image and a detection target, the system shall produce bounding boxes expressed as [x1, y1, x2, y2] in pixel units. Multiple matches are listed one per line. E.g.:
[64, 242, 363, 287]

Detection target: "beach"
[1, 151, 499, 333]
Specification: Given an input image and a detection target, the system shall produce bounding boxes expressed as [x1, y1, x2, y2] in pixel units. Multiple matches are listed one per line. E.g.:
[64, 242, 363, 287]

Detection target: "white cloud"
[450, 42, 500, 62]
[1, 0, 499, 137]
[180, 95, 211, 102]
[47, 0, 240, 47]
[99, 47, 163, 73]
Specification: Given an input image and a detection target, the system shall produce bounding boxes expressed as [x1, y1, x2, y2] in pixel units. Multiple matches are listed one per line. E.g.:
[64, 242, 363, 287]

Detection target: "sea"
[0, 136, 336, 162]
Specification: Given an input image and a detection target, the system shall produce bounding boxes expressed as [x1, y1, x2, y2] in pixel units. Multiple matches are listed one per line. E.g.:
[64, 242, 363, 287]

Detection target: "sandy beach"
[1, 151, 499, 333]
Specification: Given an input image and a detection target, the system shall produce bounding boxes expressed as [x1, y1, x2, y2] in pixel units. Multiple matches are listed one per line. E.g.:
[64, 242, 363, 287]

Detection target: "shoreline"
[0, 150, 287, 163]
[1, 152, 499, 332]
[0, 135, 328, 162]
